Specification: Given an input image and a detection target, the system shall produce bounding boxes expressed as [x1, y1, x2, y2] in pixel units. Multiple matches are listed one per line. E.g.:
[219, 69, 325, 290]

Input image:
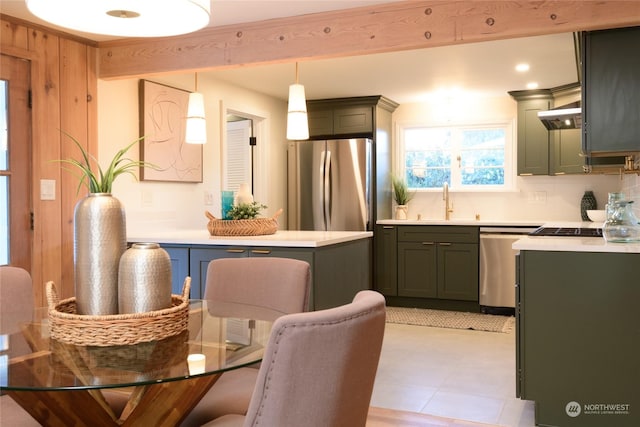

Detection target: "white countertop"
[513, 221, 640, 253]
[513, 236, 640, 253]
[128, 229, 373, 248]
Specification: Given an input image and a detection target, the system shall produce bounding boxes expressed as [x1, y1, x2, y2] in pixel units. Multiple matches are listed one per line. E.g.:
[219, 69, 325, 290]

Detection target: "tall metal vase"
[74, 193, 126, 315]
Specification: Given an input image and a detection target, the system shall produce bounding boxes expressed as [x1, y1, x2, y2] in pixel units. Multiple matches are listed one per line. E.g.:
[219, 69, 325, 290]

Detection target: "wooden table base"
[7, 374, 221, 427]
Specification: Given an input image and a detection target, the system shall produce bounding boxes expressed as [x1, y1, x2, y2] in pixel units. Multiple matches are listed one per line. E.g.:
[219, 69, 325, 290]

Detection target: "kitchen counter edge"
[513, 236, 640, 253]
[128, 230, 373, 248]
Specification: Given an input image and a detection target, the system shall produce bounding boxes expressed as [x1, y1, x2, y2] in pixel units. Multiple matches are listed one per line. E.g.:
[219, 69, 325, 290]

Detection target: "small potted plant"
[391, 175, 414, 220]
[226, 202, 268, 220]
[205, 202, 283, 236]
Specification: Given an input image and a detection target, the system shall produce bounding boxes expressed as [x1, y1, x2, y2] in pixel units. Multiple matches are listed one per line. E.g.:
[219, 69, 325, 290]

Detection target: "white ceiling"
[0, 1, 579, 104]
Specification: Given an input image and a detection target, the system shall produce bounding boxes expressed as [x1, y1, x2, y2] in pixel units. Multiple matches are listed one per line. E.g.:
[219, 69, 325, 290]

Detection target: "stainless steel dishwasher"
[479, 226, 539, 315]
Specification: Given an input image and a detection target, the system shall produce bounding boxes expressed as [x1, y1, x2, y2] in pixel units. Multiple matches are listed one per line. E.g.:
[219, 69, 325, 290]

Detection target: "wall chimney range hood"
[537, 101, 581, 130]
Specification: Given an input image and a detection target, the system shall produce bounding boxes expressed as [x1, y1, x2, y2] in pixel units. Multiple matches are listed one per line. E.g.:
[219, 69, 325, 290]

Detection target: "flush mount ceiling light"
[286, 62, 309, 141]
[25, 0, 211, 38]
[185, 73, 207, 144]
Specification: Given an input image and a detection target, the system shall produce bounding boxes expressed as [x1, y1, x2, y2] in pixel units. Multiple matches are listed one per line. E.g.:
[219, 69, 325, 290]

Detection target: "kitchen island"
[514, 232, 639, 427]
[128, 230, 372, 310]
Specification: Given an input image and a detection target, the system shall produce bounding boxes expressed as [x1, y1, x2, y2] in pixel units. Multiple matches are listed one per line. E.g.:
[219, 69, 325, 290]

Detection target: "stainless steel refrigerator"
[287, 138, 372, 231]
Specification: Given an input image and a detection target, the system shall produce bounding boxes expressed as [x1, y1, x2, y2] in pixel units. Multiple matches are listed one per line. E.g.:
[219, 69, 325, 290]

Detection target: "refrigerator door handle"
[324, 149, 332, 230]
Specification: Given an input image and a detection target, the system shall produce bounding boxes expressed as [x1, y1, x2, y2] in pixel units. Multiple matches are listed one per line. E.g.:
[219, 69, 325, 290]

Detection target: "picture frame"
[139, 79, 203, 182]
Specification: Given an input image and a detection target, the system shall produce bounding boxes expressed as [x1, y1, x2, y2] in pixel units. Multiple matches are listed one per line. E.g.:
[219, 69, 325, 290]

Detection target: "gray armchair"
[202, 290, 386, 427]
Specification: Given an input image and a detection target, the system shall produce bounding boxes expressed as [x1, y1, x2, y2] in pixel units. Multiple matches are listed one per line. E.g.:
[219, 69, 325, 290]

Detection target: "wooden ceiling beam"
[98, 0, 640, 79]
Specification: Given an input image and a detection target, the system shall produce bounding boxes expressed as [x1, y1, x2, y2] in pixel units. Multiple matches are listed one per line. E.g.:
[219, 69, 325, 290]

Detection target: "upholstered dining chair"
[200, 289, 386, 427]
[0, 266, 41, 427]
[0, 266, 34, 335]
[180, 257, 311, 427]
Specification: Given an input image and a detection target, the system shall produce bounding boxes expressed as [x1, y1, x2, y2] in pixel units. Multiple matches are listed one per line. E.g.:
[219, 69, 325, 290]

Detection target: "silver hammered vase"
[118, 243, 172, 314]
[74, 193, 126, 315]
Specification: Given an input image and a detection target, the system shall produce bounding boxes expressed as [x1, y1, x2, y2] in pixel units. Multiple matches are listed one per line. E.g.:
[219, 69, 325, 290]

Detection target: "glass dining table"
[0, 300, 274, 426]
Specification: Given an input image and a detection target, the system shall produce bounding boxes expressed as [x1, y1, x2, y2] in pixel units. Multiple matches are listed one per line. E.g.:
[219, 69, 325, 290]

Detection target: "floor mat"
[385, 306, 515, 333]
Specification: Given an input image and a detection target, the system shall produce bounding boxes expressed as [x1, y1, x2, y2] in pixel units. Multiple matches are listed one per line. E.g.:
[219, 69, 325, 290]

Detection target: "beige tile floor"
[370, 322, 536, 427]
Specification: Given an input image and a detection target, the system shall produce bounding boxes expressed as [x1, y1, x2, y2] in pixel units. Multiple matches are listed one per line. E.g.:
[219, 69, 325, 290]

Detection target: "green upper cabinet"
[550, 128, 584, 174]
[306, 96, 397, 139]
[306, 107, 334, 137]
[583, 25, 640, 154]
[510, 90, 552, 175]
[510, 86, 584, 176]
[307, 103, 373, 138]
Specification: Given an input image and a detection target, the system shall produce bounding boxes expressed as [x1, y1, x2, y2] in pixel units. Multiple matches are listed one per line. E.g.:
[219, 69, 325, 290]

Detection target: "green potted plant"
[391, 175, 414, 220]
[58, 132, 153, 194]
[226, 202, 268, 220]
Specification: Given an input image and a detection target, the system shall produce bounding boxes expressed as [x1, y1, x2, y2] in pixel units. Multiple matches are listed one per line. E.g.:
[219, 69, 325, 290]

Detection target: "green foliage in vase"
[391, 175, 414, 205]
[227, 202, 268, 220]
[57, 131, 157, 194]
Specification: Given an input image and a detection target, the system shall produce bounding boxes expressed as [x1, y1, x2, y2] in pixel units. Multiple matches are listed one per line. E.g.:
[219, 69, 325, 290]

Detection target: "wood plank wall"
[1, 18, 97, 306]
[1, 0, 640, 308]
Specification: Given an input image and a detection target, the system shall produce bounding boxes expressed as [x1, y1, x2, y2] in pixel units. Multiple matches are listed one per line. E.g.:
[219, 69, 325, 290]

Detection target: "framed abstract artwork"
[139, 79, 203, 182]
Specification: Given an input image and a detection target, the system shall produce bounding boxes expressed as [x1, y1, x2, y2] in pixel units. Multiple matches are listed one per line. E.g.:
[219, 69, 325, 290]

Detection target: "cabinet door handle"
[226, 249, 246, 253]
[439, 242, 452, 246]
[383, 226, 394, 229]
[251, 250, 272, 255]
[421, 241, 435, 245]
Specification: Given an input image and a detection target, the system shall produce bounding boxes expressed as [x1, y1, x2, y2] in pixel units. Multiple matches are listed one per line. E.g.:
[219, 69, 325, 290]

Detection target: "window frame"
[396, 119, 516, 192]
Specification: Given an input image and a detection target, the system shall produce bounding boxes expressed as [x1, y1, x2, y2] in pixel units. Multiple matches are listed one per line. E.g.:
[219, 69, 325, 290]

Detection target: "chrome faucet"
[443, 182, 453, 220]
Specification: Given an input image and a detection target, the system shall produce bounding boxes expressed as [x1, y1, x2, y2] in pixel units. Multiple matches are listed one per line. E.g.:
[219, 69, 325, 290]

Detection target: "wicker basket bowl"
[205, 208, 282, 236]
[46, 277, 190, 347]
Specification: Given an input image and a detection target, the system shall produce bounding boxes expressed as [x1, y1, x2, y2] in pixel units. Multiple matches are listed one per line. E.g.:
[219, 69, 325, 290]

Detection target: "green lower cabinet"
[182, 238, 370, 310]
[398, 241, 437, 298]
[517, 250, 640, 427]
[437, 243, 478, 301]
[189, 247, 315, 301]
[375, 225, 479, 308]
[397, 242, 478, 301]
[160, 245, 190, 296]
[189, 247, 248, 299]
[374, 225, 398, 296]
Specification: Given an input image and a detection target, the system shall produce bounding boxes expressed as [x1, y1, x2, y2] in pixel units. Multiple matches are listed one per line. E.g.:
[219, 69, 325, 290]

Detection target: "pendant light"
[25, 0, 210, 38]
[185, 73, 207, 145]
[286, 62, 309, 141]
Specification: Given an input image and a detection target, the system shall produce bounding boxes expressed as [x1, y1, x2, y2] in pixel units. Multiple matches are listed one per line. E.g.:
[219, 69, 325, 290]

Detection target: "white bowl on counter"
[587, 210, 606, 222]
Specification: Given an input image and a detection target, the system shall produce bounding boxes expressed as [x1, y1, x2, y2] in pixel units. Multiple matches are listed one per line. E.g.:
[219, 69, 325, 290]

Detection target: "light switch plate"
[40, 179, 56, 200]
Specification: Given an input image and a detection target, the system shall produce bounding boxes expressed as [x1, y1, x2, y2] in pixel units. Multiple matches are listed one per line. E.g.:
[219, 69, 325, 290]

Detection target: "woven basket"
[46, 277, 190, 347]
[205, 208, 282, 236]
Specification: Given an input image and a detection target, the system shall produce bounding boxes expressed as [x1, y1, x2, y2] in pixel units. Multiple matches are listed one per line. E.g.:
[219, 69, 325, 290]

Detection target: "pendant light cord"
[194, 72, 198, 92]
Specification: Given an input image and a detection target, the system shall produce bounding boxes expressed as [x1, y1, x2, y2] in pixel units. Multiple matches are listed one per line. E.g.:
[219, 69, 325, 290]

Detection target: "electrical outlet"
[527, 191, 547, 204]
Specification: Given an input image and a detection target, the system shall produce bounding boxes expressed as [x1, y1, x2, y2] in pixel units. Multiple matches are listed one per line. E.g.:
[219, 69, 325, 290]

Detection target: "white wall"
[393, 95, 621, 222]
[97, 74, 288, 235]
[98, 79, 631, 231]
